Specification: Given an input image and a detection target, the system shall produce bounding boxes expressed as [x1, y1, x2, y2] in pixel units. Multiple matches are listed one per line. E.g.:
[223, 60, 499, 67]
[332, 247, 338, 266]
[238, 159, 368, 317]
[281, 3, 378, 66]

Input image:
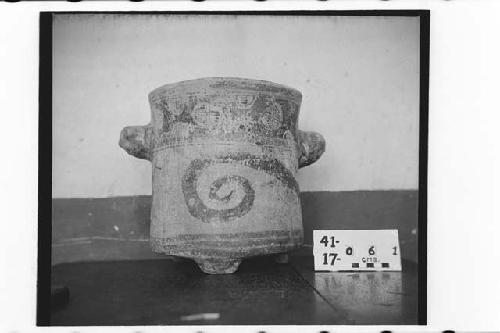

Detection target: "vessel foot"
[195, 259, 242, 274]
[273, 253, 289, 264]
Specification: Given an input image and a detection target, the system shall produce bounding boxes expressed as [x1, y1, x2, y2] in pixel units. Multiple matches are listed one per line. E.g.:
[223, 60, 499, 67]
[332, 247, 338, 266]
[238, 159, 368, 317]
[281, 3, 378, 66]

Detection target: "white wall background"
[52, 14, 420, 198]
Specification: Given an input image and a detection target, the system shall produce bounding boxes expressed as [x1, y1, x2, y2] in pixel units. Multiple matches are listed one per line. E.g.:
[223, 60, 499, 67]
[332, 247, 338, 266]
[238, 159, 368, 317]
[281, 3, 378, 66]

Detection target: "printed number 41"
[320, 235, 337, 248]
[322, 253, 338, 266]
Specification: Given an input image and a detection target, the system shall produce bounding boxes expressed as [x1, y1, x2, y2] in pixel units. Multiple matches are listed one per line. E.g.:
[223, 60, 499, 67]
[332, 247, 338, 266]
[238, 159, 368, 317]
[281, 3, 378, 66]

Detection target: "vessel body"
[120, 77, 325, 274]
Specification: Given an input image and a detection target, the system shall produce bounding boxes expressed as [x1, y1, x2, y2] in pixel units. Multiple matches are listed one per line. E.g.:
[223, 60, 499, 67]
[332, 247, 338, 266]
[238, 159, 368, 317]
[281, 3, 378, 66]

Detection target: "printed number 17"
[322, 253, 338, 266]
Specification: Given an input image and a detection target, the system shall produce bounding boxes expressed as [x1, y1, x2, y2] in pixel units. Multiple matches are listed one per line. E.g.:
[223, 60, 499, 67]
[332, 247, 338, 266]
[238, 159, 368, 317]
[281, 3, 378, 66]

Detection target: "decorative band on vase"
[150, 230, 303, 259]
[152, 133, 297, 152]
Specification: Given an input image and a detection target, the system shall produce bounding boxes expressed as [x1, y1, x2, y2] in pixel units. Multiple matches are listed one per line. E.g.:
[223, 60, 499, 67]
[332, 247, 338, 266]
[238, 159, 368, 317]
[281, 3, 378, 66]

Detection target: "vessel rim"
[148, 77, 302, 101]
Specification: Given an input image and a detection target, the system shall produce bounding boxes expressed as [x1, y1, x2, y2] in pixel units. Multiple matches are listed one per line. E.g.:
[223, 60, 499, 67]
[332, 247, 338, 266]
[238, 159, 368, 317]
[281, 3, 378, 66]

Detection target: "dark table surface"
[50, 252, 418, 326]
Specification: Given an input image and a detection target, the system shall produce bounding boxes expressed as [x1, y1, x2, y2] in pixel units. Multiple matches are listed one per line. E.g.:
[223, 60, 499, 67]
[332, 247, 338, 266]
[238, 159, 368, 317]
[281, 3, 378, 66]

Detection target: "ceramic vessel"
[120, 77, 325, 274]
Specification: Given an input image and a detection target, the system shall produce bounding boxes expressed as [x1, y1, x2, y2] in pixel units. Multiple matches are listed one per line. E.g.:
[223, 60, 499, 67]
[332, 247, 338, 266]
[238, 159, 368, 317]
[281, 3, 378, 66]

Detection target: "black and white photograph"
[39, 11, 428, 326]
[2, 1, 500, 332]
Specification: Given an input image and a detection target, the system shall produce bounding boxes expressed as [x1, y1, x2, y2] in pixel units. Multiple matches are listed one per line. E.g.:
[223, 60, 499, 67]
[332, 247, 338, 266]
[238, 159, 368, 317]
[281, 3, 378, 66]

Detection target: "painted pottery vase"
[119, 77, 325, 274]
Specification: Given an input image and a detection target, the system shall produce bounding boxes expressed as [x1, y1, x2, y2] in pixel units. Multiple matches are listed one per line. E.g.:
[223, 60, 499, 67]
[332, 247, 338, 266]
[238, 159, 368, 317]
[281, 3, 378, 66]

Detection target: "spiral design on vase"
[182, 153, 299, 223]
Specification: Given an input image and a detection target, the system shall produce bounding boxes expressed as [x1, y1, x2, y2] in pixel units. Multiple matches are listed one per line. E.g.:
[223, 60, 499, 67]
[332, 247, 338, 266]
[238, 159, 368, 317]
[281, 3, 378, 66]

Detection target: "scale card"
[313, 230, 402, 272]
